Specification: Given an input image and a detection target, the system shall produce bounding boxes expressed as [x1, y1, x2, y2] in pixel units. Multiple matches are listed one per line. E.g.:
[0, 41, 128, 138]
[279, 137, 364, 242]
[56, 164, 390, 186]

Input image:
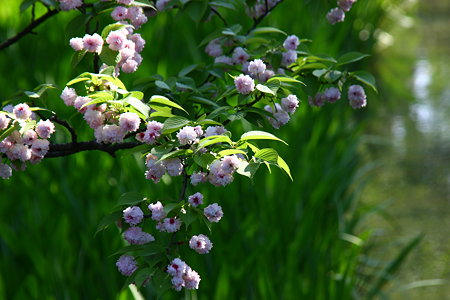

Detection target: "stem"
[0, 9, 58, 51]
[178, 168, 189, 201]
[247, 0, 284, 34]
[210, 7, 228, 27]
[49, 115, 78, 143]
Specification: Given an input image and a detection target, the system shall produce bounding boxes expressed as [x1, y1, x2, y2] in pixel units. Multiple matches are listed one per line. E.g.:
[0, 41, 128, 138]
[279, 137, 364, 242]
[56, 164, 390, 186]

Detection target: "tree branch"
[46, 140, 142, 158]
[49, 115, 78, 143]
[178, 168, 189, 201]
[210, 7, 228, 27]
[248, 0, 284, 34]
[0, 9, 58, 51]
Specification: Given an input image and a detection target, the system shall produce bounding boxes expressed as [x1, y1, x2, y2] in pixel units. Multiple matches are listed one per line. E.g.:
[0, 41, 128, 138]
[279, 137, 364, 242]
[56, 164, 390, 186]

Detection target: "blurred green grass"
[0, 1, 411, 299]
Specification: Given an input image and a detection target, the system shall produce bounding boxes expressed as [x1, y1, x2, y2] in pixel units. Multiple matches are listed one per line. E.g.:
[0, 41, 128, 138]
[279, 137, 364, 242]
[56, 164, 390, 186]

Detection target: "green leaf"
[110, 245, 146, 257]
[150, 105, 174, 118]
[163, 203, 181, 215]
[336, 52, 370, 66]
[19, 120, 36, 134]
[66, 77, 90, 86]
[152, 269, 171, 296]
[266, 80, 281, 94]
[196, 119, 222, 126]
[248, 27, 287, 36]
[125, 91, 144, 100]
[101, 23, 129, 39]
[159, 149, 193, 161]
[124, 97, 150, 119]
[190, 96, 220, 108]
[186, 0, 208, 23]
[194, 153, 216, 168]
[133, 1, 156, 9]
[217, 149, 247, 157]
[277, 155, 293, 181]
[20, 0, 38, 13]
[180, 209, 198, 228]
[95, 211, 121, 235]
[0, 122, 20, 141]
[133, 268, 153, 288]
[208, 106, 232, 119]
[312, 69, 327, 79]
[324, 70, 342, 83]
[116, 192, 145, 207]
[209, 1, 236, 10]
[352, 71, 378, 93]
[240, 131, 287, 145]
[221, 24, 242, 36]
[196, 135, 233, 152]
[137, 243, 166, 256]
[81, 91, 114, 108]
[267, 76, 305, 85]
[254, 148, 278, 163]
[162, 116, 191, 134]
[178, 64, 198, 77]
[155, 80, 171, 90]
[256, 84, 276, 96]
[244, 107, 273, 118]
[71, 51, 86, 69]
[236, 160, 259, 178]
[150, 95, 188, 114]
[99, 46, 120, 66]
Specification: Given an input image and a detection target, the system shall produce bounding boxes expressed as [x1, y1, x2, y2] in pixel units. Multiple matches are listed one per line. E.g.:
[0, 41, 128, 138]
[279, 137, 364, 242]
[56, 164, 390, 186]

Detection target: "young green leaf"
[336, 52, 370, 66]
[116, 192, 145, 207]
[150, 95, 188, 114]
[240, 131, 288, 145]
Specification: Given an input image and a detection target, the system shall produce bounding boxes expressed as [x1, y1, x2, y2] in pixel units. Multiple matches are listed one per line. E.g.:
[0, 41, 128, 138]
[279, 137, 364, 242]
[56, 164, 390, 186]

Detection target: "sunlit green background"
[0, 0, 448, 299]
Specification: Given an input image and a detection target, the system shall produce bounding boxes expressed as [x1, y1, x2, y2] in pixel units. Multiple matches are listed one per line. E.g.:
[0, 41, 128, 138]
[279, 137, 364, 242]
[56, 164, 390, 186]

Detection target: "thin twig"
[46, 141, 142, 158]
[49, 115, 78, 143]
[210, 7, 228, 27]
[0, 9, 58, 51]
[248, 0, 284, 34]
[178, 168, 189, 202]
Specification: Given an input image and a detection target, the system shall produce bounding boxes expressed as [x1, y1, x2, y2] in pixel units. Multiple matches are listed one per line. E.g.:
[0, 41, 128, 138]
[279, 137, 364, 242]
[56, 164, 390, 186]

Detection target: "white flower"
[204, 203, 223, 223]
[123, 206, 144, 225]
[188, 192, 204, 207]
[189, 234, 213, 254]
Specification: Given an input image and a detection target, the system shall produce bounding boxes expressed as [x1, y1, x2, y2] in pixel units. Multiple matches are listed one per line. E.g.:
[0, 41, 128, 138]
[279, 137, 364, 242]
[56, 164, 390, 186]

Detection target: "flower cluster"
[264, 94, 299, 129]
[0, 104, 55, 178]
[167, 258, 201, 291]
[309, 87, 342, 107]
[308, 85, 366, 109]
[348, 85, 367, 109]
[60, 87, 153, 143]
[111, 4, 148, 28]
[116, 254, 138, 276]
[57, 0, 83, 11]
[145, 154, 183, 183]
[327, 0, 357, 25]
[70, 28, 145, 74]
[281, 35, 299, 67]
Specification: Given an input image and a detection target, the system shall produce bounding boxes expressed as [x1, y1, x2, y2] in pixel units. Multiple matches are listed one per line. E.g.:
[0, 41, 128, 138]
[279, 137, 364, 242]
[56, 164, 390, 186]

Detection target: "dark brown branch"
[178, 168, 189, 201]
[248, 0, 284, 34]
[49, 115, 78, 143]
[0, 9, 58, 51]
[46, 141, 142, 158]
[210, 7, 228, 27]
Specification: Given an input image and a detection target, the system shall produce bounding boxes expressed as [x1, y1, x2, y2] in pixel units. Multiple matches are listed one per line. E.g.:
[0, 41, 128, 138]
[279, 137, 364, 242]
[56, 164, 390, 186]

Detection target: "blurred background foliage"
[0, 0, 448, 299]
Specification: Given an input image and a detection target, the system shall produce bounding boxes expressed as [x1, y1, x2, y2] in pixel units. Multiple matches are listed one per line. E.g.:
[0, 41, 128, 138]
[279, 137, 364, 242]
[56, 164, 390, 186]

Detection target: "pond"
[362, 0, 450, 299]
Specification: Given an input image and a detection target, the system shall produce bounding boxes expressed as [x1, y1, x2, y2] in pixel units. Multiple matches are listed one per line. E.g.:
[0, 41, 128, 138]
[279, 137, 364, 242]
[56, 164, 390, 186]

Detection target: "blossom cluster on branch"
[0, 0, 375, 295]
